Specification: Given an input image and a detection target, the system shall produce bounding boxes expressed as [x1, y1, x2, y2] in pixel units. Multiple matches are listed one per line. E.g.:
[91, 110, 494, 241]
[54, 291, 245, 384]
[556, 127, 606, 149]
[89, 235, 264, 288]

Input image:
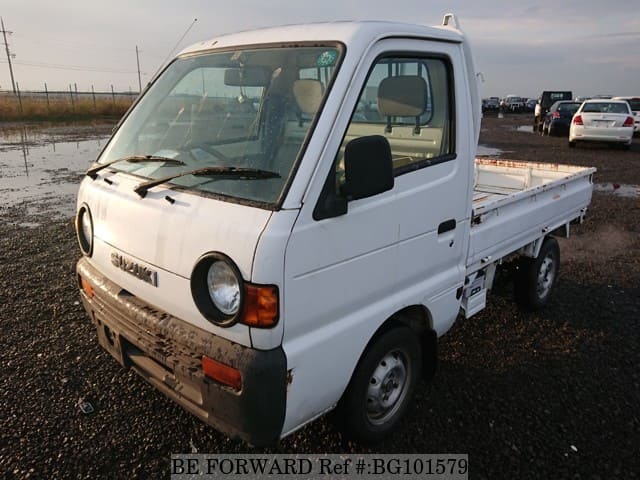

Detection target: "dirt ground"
[0, 115, 638, 479]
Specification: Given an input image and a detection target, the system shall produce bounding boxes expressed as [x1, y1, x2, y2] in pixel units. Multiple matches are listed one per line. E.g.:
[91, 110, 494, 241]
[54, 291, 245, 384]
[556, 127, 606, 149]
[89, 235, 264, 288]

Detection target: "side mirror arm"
[313, 165, 348, 221]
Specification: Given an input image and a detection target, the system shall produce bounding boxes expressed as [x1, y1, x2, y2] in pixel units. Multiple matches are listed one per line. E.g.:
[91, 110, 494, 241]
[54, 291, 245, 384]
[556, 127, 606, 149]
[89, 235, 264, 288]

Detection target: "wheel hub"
[536, 254, 556, 298]
[366, 350, 409, 425]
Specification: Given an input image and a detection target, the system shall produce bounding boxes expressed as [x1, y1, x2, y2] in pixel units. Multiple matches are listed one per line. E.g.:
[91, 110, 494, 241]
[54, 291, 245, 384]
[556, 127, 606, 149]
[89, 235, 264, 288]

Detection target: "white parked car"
[612, 96, 640, 134]
[569, 99, 635, 149]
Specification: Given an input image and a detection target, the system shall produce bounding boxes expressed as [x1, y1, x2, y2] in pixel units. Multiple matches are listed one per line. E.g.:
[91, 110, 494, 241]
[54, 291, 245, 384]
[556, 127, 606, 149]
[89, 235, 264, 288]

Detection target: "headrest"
[293, 79, 324, 115]
[378, 76, 427, 117]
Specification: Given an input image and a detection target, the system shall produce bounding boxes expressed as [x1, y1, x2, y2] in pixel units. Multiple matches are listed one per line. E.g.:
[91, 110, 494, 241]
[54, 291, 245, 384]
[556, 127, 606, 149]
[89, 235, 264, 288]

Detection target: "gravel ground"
[1, 114, 639, 479]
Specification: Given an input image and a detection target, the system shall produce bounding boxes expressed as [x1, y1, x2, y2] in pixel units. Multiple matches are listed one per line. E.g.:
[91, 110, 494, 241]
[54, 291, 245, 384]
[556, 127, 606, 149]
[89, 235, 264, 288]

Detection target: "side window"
[338, 56, 453, 183]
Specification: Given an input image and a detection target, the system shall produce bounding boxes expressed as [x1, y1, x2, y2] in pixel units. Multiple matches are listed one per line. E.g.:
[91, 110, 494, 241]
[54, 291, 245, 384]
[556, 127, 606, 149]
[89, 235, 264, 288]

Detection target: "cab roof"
[179, 20, 464, 56]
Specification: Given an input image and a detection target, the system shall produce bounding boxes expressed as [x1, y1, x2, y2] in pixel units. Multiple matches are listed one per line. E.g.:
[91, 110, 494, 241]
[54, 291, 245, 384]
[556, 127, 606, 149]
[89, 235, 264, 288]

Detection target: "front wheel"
[515, 236, 560, 311]
[334, 326, 422, 443]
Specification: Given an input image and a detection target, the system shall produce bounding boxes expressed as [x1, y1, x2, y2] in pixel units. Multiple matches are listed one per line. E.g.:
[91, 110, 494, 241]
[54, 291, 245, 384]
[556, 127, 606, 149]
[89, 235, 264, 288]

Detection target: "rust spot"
[286, 369, 293, 386]
[476, 158, 564, 171]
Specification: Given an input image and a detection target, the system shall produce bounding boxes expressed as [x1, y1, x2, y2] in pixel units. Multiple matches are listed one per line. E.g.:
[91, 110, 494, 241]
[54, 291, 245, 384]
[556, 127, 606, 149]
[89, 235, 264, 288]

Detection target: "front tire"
[515, 236, 560, 311]
[335, 326, 422, 443]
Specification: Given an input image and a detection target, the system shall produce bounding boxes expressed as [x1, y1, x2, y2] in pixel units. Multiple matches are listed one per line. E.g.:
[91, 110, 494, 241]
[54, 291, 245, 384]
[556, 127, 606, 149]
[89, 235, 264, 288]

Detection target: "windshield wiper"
[133, 166, 281, 198]
[86, 155, 186, 180]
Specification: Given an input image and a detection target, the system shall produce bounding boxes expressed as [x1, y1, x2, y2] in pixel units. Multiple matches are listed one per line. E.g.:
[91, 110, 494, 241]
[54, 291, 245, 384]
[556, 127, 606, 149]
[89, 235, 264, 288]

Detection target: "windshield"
[97, 44, 342, 206]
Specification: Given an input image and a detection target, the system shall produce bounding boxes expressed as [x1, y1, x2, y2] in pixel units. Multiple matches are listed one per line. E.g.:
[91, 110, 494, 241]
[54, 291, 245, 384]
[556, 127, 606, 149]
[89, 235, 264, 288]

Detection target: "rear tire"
[568, 140, 576, 148]
[515, 237, 560, 311]
[334, 326, 422, 444]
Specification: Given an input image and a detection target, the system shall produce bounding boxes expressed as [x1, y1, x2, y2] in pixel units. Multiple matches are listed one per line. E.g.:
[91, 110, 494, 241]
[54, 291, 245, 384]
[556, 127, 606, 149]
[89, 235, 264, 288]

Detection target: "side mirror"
[341, 135, 394, 200]
[312, 135, 394, 221]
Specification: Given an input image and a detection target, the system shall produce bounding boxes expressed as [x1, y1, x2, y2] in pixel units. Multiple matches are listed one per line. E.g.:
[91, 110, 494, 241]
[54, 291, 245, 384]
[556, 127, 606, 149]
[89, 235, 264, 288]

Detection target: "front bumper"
[76, 258, 287, 446]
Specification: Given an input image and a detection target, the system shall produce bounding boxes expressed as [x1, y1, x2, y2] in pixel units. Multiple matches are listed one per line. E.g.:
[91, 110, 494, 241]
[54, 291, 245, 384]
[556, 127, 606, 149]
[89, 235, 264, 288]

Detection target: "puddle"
[477, 145, 504, 157]
[0, 126, 110, 221]
[593, 183, 640, 198]
[516, 125, 534, 134]
[18, 222, 42, 229]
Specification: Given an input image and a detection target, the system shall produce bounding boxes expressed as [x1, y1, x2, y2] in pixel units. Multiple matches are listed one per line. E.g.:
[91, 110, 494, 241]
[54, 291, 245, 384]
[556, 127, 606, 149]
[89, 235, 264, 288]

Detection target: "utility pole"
[1, 17, 17, 94]
[135, 45, 142, 93]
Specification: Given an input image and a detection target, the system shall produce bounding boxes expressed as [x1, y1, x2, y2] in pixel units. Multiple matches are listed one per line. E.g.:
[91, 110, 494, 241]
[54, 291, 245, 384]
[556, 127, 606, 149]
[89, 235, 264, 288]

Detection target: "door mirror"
[341, 135, 394, 200]
[313, 135, 394, 221]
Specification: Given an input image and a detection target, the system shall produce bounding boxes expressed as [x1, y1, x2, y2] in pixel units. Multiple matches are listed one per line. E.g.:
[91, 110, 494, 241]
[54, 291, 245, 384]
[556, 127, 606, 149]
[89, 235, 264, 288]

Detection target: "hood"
[77, 173, 272, 282]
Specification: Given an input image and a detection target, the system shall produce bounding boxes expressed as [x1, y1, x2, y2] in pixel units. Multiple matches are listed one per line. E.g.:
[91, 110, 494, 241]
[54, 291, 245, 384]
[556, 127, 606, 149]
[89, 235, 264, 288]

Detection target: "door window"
[337, 55, 454, 184]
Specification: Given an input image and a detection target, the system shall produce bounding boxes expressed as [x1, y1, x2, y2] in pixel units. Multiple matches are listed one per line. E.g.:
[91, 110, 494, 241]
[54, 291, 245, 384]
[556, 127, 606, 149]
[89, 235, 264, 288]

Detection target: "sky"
[1, 0, 639, 98]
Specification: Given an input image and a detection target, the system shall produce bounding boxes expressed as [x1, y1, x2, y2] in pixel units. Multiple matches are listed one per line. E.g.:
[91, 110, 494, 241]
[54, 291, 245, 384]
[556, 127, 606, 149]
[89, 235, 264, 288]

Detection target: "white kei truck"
[75, 15, 595, 446]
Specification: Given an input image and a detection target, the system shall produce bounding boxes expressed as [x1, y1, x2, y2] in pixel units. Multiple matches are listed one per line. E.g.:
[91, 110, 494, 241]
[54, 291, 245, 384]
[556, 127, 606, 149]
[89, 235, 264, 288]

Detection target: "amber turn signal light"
[241, 284, 279, 328]
[202, 355, 242, 391]
[79, 275, 94, 298]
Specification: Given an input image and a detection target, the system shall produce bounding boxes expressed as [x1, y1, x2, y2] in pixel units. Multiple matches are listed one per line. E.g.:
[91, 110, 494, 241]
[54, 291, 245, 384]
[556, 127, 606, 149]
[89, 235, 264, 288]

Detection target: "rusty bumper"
[76, 257, 286, 447]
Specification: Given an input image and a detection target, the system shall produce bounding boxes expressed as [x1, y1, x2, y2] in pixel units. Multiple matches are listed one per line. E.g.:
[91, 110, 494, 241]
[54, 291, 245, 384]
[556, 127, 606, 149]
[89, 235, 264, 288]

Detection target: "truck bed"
[466, 158, 596, 273]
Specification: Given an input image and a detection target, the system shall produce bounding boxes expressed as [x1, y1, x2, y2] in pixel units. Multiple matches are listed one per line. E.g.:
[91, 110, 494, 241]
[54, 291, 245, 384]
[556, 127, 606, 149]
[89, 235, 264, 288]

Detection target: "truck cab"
[75, 16, 593, 446]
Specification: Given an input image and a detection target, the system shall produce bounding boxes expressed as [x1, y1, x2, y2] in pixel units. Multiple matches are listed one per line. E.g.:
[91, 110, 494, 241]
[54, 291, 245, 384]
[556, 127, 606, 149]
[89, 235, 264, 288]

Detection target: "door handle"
[438, 219, 456, 234]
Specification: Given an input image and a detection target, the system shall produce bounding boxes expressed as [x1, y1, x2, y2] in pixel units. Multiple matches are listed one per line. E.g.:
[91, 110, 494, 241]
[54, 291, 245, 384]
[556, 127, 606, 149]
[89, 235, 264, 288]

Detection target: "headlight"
[207, 261, 240, 315]
[191, 253, 244, 327]
[75, 204, 93, 256]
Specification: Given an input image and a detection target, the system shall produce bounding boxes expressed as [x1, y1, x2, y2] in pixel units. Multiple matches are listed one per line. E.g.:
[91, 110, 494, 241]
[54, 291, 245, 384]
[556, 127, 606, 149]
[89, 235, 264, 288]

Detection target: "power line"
[13, 32, 139, 53]
[1, 58, 147, 75]
[11, 32, 168, 60]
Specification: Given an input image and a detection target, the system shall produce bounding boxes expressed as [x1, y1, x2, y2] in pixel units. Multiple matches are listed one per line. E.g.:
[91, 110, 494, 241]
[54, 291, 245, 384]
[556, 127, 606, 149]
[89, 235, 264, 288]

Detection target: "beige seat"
[292, 79, 324, 116]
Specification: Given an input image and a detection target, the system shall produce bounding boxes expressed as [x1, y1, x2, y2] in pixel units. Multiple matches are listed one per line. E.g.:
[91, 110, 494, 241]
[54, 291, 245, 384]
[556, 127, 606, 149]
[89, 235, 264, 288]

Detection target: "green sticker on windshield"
[317, 50, 338, 67]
